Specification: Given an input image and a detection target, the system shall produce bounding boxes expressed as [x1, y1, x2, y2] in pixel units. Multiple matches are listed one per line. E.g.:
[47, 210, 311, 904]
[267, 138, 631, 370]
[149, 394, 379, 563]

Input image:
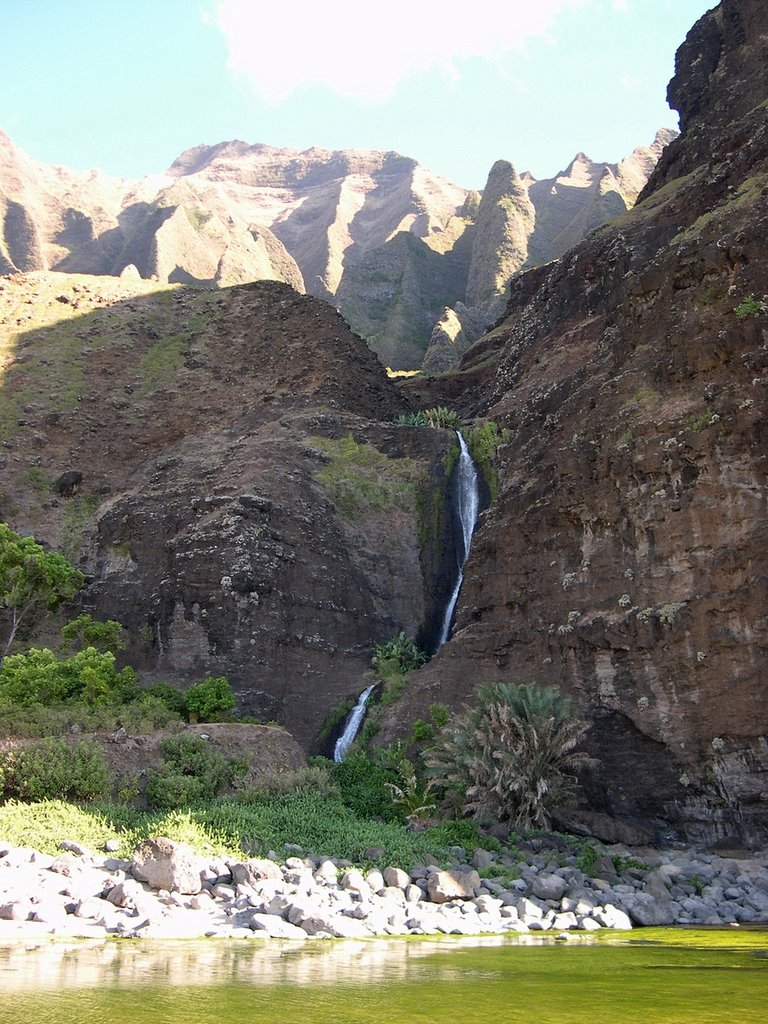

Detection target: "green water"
[2, 931, 767, 1024]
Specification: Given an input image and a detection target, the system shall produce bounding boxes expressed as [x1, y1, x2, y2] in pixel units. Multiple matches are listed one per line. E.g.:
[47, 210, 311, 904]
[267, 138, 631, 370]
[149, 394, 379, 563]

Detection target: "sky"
[1, 0, 716, 190]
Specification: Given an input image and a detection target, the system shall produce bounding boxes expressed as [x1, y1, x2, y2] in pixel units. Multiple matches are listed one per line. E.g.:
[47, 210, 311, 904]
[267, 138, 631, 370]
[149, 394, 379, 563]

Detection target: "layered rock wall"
[386, 0, 768, 845]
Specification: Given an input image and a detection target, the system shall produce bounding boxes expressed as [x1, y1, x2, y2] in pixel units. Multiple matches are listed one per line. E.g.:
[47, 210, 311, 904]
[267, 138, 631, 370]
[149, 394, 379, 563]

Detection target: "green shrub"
[576, 842, 598, 875]
[385, 757, 436, 824]
[185, 676, 235, 722]
[1, 737, 110, 802]
[424, 407, 460, 430]
[371, 632, 426, 676]
[425, 681, 588, 829]
[429, 702, 450, 729]
[238, 763, 339, 802]
[394, 411, 427, 427]
[411, 718, 434, 743]
[145, 733, 247, 809]
[465, 421, 507, 501]
[331, 751, 401, 822]
[0, 695, 182, 739]
[61, 614, 126, 654]
[0, 646, 137, 707]
[734, 294, 764, 319]
[139, 682, 186, 716]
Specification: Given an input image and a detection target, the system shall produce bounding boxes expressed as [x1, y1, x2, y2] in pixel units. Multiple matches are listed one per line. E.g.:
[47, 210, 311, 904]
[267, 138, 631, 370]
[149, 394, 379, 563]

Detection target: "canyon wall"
[388, 0, 768, 846]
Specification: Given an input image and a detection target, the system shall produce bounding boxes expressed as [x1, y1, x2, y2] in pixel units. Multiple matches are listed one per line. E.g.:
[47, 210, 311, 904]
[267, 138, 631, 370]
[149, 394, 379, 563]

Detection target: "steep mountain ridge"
[0, 130, 669, 369]
[390, 0, 768, 845]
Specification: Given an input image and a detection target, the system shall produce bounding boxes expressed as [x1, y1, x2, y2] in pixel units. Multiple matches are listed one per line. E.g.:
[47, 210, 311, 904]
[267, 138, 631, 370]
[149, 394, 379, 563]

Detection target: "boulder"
[624, 893, 680, 927]
[229, 858, 283, 888]
[532, 873, 569, 902]
[427, 869, 481, 903]
[383, 866, 411, 889]
[249, 913, 308, 939]
[131, 838, 204, 894]
[472, 848, 497, 871]
[592, 903, 633, 930]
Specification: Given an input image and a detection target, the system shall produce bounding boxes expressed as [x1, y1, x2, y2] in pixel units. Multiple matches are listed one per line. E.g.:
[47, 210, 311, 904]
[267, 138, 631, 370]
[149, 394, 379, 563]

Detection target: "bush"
[371, 632, 426, 677]
[145, 733, 247, 809]
[394, 411, 428, 427]
[185, 676, 235, 722]
[139, 682, 186, 716]
[424, 407, 460, 430]
[61, 614, 126, 655]
[425, 681, 588, 829]
[331, 751, 401, 822]
[0, 646, 136, 707]
[0, 696, 182, 739]
[1, 737, 111, 802]
[734, 294, 765, 319]
[465, 420, 508, 501]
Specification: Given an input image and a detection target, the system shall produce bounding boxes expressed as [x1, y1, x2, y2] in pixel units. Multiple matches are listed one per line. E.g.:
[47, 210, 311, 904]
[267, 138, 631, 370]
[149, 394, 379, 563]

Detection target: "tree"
[61, 613, 126, 655]
[185, 676, 235, 722]
[425, 681, 588, 829]
[0, 646, 137, 707]
[0, 523, 84, 662]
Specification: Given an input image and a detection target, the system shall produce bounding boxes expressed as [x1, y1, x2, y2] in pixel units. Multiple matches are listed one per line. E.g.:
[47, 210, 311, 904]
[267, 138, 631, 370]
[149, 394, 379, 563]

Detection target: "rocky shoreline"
[2, 835, 768, 941]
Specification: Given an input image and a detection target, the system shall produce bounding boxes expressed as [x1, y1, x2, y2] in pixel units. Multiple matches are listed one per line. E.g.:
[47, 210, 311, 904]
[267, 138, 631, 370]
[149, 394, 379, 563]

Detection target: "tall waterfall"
[334, 431, 479, 760]
[333, 683, 376, 762]
[437, 431, 480, 647]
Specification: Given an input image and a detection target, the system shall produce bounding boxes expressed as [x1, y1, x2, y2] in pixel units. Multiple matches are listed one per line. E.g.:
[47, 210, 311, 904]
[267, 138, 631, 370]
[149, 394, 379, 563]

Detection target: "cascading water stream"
[437, 431, 480, 647]
[333, 683, 376, 762]
[333, 430, 479, 760]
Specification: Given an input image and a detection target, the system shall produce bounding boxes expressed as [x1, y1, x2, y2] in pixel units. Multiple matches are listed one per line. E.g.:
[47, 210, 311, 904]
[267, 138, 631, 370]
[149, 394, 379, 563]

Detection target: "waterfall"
[437, 431, 480, 647]
[333, 682, 376, 762]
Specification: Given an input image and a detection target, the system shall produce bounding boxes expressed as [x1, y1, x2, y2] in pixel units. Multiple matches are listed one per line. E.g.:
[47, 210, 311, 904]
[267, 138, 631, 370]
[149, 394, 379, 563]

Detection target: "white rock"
[131, 838, 204, 895]
[383, 866, 411, 889]
[249, 913, 308, 939]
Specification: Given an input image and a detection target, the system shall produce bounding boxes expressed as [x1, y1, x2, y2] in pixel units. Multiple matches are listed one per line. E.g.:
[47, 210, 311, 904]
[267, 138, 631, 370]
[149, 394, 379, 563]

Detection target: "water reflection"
[2, 932, 767, 1024]
[0, 934, 529, 992]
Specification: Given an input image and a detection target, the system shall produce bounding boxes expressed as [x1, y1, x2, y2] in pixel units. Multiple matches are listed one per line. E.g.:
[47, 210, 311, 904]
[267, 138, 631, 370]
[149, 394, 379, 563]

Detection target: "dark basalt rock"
[382, 0, 768, 846]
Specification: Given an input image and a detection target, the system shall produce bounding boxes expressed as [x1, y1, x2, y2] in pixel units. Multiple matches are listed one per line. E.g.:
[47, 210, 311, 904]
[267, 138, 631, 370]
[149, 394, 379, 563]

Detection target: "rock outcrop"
[388, 0, 768, 846]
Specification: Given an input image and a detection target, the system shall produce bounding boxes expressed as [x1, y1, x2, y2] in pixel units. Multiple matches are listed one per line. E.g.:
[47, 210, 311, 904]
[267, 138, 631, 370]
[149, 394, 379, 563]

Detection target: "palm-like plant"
[425, 682, 588, 829]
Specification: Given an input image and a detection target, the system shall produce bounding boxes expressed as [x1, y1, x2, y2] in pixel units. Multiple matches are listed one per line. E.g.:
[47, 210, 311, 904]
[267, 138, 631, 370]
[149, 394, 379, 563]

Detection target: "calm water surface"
[2, 930, 767, 1024]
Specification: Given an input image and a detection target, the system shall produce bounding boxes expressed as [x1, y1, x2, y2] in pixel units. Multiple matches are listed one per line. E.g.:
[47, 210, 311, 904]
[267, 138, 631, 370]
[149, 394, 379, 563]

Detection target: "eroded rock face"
[0, 274, 458, 748]
[385, 0, 768, 845]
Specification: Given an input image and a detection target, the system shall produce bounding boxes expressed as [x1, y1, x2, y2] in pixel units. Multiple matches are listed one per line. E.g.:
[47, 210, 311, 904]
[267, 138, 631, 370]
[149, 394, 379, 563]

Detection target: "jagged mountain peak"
[1, 127, 669, 368]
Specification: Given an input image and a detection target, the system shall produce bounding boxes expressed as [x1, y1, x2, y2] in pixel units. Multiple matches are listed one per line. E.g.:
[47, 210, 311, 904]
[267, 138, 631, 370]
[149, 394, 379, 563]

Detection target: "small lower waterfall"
[333, 683, 376, 762]
[437, 431, 480, 647]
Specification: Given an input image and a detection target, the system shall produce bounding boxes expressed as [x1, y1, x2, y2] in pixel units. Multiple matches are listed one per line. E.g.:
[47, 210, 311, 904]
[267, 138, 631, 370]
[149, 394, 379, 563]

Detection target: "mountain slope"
[0, 272, 460, 748]
[1, 131, 669, 369]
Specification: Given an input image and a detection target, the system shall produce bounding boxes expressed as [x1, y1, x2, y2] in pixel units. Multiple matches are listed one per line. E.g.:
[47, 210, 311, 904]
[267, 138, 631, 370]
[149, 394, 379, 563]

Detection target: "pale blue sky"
[2, 0, 715, 189]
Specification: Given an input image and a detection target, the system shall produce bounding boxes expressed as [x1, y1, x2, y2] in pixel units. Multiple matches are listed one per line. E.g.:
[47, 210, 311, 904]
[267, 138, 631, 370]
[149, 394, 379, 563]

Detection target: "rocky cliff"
[0, 132, 666, 370]
[389, 0, 768, 846]
[0, 271, 462, 748]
